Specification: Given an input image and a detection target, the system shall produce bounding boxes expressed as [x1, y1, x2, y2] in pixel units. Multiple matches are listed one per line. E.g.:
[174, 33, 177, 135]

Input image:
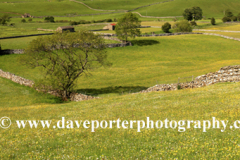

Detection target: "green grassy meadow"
[1, 76, 240, 159]
[1, 0, 240, 159]
[0, 1, 111, 17]
[134, 0, 240, 18]
[1, 35, 240, 97]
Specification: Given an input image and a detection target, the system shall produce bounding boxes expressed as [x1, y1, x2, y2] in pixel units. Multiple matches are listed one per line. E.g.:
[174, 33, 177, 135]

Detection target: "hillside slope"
[80, 0, 240, 18]
[1, 76, 240, 158]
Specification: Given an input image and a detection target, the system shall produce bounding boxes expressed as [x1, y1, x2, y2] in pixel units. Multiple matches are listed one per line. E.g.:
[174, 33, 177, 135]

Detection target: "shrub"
[91, 20, 95, 23]
[21, 19, 26, 23]
[114, 18, 117, 22]
[70, 21, 78, 25]
[44, 16, 54, 22]
[232, 16, 238, 22]
[225, 9, 233, 18]
[174, 20, 192, 32]
[177, 84, 182, 90]
[211, 17, 216, 25]
[9, 23, 15, 27]
[237, 13, 240, 21]
[0, 14, 11, 25]
[106, 19, 112, 22]
[222, 17, 231, 22]
[162, 22, 171, 33]
[28, 18, 32, 22]
[190, 21, 197, 26]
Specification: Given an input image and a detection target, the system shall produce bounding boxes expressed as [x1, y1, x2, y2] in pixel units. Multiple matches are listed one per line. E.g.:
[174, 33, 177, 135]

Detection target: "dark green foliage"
[44, 16, 54, 22]
[183, 7, 203, 21]
[183, 8, 193, 21]
[22, 31, 111, 100]
[177, 84, 182, 90]
[21, 19, 26, 23]
[9, 23, 15, 27]
[191, 6, 203, 20]
[114, 18, 117, 22]
[94, 19, 113, 23]
[162, 22, 171, 33]
[222, 17, 231, 22]
[70, 21, 78, 25]
[106, 19, 112, 22]
[174, 20, 192, 32]
[115, 12, 141, 42]
[225, 9, 234, 18]
[190, 21, 197, 26]
[211, 17, 216, 25]
[28, 18, 32, 22]
[238, 13, 240, 21]
[232, 16, 238, 22]
[0, 14, 11, 25]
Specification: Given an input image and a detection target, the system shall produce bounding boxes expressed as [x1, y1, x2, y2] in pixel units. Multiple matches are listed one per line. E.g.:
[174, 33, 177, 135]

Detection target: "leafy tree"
[232, 16, 238, 22]
[174, 20, 192, 32]
[190, 21, 197, 26]
[225, 9, 233, 18]
[21, 31, 111, 100]
[44, 16, 54, 22]
[115, 12, 141, 42]
[191, 6, 203, 21]
[211, 17, 216, 25]
[222, 17, 231, 22]
[0, 14, 11, 25]
[183, 8, 193, 21]
[162, 22, 171, 33]
[238, 13, 240, 21]
[183, 7, 203, 21]
[21, 19, 26, 23]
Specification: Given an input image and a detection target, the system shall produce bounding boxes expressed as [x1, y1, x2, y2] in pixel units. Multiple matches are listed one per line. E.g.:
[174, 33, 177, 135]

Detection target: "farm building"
[56, 26, 75, 33]
[22, 13, 33, 18]
[103, 23, 116, 30]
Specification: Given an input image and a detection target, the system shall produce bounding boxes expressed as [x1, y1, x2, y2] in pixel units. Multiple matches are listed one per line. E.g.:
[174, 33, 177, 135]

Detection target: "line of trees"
[222, 10, 240, 22]
[69, 18, 116, 25]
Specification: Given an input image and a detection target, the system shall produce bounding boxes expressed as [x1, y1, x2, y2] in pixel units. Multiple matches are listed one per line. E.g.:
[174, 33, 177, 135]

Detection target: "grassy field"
[1, 35, 240, 97]
[1, 76, 240, 158]
[0, 77, 62, 108]
[0, 1, 111, 17]
[135, 0, 240, 18]
[0, 36, 119, 50]
[0, 21, 107, 37]
[75, 0, 166, 10]
[1, 1, 240, 158]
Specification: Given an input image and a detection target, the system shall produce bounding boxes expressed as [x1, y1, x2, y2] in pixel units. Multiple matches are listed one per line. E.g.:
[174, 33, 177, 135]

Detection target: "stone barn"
[103, 23, 116, 30]
[22, 13, 32, 18]
[56, 26, 75, 33]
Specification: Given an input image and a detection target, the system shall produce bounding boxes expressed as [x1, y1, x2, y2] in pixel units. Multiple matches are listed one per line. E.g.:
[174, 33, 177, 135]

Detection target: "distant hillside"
[80, 0, 240, 18]
[0, 0, 239, 18]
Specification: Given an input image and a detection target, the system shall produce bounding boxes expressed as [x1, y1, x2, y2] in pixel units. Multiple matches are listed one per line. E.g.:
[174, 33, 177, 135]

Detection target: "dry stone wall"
[203, 33, 240, 41]
[140, 65, 240, 93]
[0, 69, 98, 102]
[0, 49, 25, 55]
[1, 66, 240, 100]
